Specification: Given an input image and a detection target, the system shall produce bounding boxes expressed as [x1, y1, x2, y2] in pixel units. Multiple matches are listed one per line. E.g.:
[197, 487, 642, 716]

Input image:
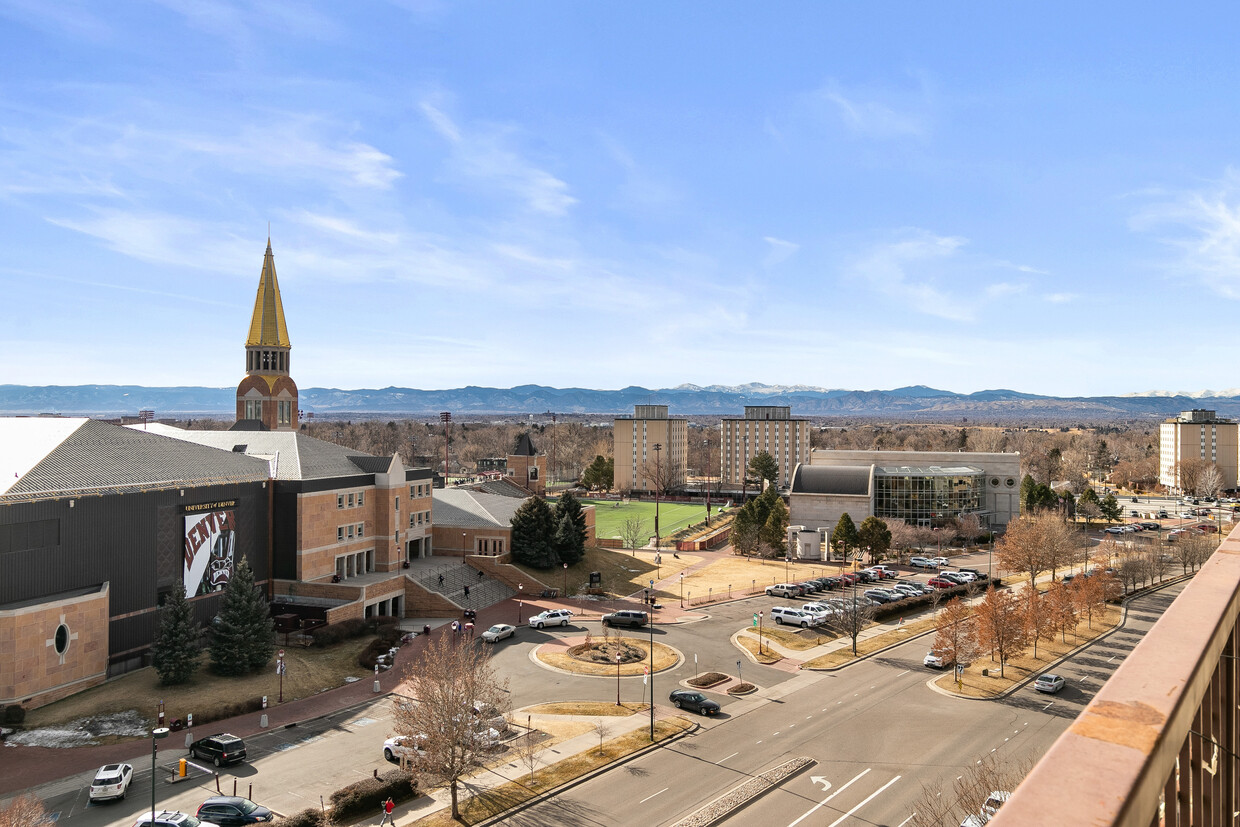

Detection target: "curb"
[475, 720, 700, 826]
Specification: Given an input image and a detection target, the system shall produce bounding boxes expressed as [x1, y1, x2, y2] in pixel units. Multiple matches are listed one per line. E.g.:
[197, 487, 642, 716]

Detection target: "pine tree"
[831, 513, 860, 561]
[209, 556, 275, 676]
[510, 497, 556, 568]
[552, 492, 588, 564]
[152, 582, 200, 686]
[858, 516, 892, 564]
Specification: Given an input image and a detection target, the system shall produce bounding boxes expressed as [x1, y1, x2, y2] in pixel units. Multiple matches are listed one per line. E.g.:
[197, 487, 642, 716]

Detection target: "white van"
[770, 606, 814, 627]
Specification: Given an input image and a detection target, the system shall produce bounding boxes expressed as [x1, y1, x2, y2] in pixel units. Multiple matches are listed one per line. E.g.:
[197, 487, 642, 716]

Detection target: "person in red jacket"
[379, 797, 395, 826]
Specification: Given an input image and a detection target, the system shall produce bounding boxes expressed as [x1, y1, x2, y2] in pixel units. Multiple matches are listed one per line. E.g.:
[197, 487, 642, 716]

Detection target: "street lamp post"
[703, 438, 712, 525]
[757, 610, 764, 654]
[653, 443, 662, 559]
[679, 573, 684, 607]
[517, 583, 524, 624]
[615, 653, 622, 706]
[562, 562, 568, 597]
[149, 726, 169, 825]
[648, 579, 655, 742]
[741, 436, 749, 503]
[462, 532, 467, 554]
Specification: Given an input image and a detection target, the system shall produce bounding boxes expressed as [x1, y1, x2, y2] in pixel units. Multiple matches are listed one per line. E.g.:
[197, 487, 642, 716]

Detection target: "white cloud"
[1131, 169, 1240, 298]
[1044, 293, 1077, 304]
[419, 101, 576, 216]
[762, 236, 800, 267]
[813, 79, 927, 139]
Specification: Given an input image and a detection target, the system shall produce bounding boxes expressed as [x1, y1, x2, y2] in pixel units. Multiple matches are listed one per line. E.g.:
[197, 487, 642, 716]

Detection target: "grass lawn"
[513, 546, 698, 598]
[735, 636, 782, 664]
[409, 718, 694, 826]
[935, 606, 1121, 697]
[24, 637, 378, 732]
[740, 625, 833, 651]
[522, 702, 646, 717]
[582, 499, 716, 540]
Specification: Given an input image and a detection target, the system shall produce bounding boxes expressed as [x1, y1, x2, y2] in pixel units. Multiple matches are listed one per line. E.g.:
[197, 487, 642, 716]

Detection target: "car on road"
[196, 797, 273, 826]
[89, 763, 133, 802]
[601, 609, 648, 628]
[924, 651, 948, 669]
[189, 734, 247, 767]
[481, 623, 516, 643]
[909, 556, 935, 568]
[134, 813, 219, 827]
[383, 734, 425, 762]
[528, 609, 574, 629]
[668, 689, 721, 716]
[1034, 673, 1066, 694]
[927, 577, 957, 589]
[765, 583, 799, 597]
[771, 606, 815, 627]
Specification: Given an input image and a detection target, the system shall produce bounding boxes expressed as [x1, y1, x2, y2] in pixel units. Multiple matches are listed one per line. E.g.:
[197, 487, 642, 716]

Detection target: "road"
[499, 579, 1187, 827]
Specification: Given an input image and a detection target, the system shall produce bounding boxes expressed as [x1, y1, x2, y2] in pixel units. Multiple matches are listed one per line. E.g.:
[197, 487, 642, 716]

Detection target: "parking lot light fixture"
[648, 581, 655, 742]
[150, 726, 169, 826]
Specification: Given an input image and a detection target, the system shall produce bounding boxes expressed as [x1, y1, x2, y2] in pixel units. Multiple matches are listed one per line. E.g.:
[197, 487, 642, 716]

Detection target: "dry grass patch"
[409, 718, 694, 826]
[735, 636, 782, 664]
[536, 639, 679, 676]
[682, 557, 850, 602]
[24, 638, 376, 731]
[521, 702, 645, 717]
[936, 606, 1121, 698]
[512, 547, 698, 599]
[802, 617, 938, 669]
[740, 626, 833, 651]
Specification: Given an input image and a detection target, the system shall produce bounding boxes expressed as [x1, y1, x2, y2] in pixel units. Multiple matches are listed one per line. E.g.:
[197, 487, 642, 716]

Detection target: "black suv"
[189, 734, 247, 767]
[196, 797, 272, 825]
[601, 610, 648, 628]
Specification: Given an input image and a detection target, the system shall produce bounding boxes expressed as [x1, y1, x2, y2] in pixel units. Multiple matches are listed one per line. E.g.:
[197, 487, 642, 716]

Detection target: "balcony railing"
[993, 528, 1240, 826]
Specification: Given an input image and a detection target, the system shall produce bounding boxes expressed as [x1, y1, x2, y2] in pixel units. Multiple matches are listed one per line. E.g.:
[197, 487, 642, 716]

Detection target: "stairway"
[414, 562, 515, 610]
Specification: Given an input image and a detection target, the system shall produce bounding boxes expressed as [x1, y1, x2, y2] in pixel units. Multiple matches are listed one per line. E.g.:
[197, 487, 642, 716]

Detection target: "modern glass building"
[873, 465, 987, 526]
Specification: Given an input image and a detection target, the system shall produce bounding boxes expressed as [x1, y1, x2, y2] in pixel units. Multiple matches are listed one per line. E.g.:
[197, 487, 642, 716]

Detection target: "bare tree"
[913, 752, 1035, 827]
[826, 595, 877, 656]
[0, 794, 49, 827]
[1072, 575, 1107, 630]
[1178, 532, 1217, 573]
[888, 521, 920, 564]
[394, 633, 510, 820]
[619, 516, 647, 554]
[590, 718, 612, 756]
[973, 587, 1028, 678]
[954, 513, 985, 547]
[1200, 464, 1225, 498]
[1024, 589, 1056, 659]
[932, 598, 979, 670]
[1175, 458, 1214, 497]
[1046, 581, 1078, 642]
[995, 515, 1048, 591]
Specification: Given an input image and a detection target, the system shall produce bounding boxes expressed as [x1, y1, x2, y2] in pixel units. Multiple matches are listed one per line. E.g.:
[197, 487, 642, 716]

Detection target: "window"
[348, 493, 355, 507]
[409, 513, 416, 529]
[410, 485, 416, 498]
[245, 400, 262, 420]
[357, 492, 364, 507]
[337, 494, 344, 509]
[277, 400, 292, 427]
[337, 527, 344, 542]
[395, 496, 399, 512]
[347, 525, 355, 539]
[356, 523, 364, 538]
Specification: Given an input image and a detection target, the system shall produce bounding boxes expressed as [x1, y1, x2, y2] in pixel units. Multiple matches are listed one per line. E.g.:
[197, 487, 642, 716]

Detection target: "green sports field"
[581, 498, 723, 540]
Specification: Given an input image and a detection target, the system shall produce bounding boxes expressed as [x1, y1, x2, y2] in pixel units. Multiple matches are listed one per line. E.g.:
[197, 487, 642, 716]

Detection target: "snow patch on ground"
[6, 710, 150, 748]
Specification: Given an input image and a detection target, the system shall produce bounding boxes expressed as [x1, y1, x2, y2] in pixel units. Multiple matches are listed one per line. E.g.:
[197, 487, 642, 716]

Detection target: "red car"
[839, 573, 859, 586]
[927, 577, 956, 589]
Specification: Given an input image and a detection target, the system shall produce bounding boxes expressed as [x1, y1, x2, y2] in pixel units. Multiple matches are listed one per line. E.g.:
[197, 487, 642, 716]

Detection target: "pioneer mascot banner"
[183, 502, 238, 598]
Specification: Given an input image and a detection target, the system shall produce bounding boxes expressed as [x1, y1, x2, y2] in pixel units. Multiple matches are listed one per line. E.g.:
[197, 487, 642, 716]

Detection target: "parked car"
[89, 763, 133, 802]
[771, 606, 815, 627]
[927, 577, 957, 589]
[822, 576, 843, 590]
[909, 556, 934, 568]
[668, 689, 721, 716]
[189, 734, 247, 768]
[1157, 510, 1170, 519]
[1034, 673, 1065, 694]
[765, 583, 799, 598]
[872, 565, 899, 578]
[797, 581, 821, 594]
[862, 588, 897, 604]
[839, 573, 860, 586]
[133, 813, 219, 827]
[601, 610, 648, 628]
[938, 572, 969, 585]
[383, 734, 425, 762]
[798, 604, 830, 624]
[892, 583, 926, 598]
[924, 651, 948, 669]
[1139, 522, 1161, 531]
[958, 568, 986, 580]
[481, 623, 516, 643]
[931, 556, 950, 567]
[528, 609, 573, 629]
[195, 797, 273, 826]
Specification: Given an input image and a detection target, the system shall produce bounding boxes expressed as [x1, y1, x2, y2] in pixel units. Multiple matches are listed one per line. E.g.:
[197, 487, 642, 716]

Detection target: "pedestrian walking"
[477, 568, 484, 580]
[438, 574, 444, 587]
[465, 621, 474, 638]
[451, 620, 460, 635]
[379, 797, 394, 826]
[463, 584, 470, 599]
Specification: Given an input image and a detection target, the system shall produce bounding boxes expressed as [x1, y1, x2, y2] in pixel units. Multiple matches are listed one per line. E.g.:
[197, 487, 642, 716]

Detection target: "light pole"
[615, 653, 622, 706]
[517, 583, 524, 624]
[741, 436, 749, 503]
[679, 573, 685, 607]
[149, 726, 169, 825]
[462, 532, 467, 554]
[648, 579, 655, 742]
[440, 411, 452, 483]
[653, 443, 662, 559]
[757, 610, 764, 654]
[703, 438, 712, 525]
[562, 562, 568, 597]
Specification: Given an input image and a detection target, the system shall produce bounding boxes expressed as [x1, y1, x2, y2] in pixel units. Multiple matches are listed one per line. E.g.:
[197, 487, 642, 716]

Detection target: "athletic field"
[580, 498, 723, 540]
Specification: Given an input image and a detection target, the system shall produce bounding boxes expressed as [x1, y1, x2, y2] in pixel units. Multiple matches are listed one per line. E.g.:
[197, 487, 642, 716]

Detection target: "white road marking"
[640, 787, 668, 804]
[1043, 702, 1054, 711]
[825, 775, 901, 827]
[896, 815, 916, 827]
[718, 752, 738, 764]
[786, 768, 870, 827]
[1107, 656, 1117, 663]
[896, 669, 910, 677]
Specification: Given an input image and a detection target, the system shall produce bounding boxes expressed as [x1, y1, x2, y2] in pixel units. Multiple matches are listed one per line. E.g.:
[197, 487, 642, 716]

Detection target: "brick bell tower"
[235, 239, 299, 430]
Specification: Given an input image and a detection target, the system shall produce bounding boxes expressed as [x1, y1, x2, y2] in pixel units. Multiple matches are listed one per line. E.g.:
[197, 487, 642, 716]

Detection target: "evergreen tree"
[1099, 493, 1123, 523]
[209, 556, 275, 676]
[552, 492, 588, 564]
[857, 516, 893, 564]
[831, 513, 860, 561]
[152, 582, 200, 686]
[747, 452, 779, 487]
[760, 495, 790, 557]
[510, 497, 556, 568]
[582, 455, 614, 490]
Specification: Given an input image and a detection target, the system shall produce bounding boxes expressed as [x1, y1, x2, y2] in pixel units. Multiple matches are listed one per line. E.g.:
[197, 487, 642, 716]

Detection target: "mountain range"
[3, 383, 1240, 423]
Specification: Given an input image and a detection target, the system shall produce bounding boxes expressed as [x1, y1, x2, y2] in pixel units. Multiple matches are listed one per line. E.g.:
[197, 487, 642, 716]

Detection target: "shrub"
[687, 672, 729, 688]
[310, 618, 369, 647]
[3, 705, 25, 725]
[328, 769, 416, 824]
[194, 696, 265, 726]
[273, 808, 326, 827]
[358, 638, 399, 670]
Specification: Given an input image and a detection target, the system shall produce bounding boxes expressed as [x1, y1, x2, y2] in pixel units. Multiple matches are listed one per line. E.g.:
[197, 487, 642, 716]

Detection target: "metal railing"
[993, 527, 1240, 826]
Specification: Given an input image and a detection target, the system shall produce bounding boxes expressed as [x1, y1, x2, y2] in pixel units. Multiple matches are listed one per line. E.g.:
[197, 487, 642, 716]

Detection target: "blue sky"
[3, 2, 1239, 397]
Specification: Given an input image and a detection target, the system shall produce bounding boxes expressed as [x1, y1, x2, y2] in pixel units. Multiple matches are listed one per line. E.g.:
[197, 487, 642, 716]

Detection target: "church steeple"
[236, 239, 299, 430]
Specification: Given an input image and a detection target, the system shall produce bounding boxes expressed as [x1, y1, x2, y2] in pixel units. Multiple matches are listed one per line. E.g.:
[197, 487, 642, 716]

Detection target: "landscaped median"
[407, 716, 695, 826]
[934, 605, 1121, 698]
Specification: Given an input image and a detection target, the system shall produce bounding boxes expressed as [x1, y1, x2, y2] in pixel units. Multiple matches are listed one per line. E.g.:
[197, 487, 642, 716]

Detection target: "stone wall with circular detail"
[0, 583, 109, 708]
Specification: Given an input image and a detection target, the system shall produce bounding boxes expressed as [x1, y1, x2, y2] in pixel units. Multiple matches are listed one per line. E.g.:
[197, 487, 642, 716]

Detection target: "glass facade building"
[873, 465, 986, 526]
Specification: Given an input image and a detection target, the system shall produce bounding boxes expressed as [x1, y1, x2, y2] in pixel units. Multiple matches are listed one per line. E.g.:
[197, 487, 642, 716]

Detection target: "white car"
[528, 609, 573, 629]
[89, 763, 133, 802]
[931, 556, 950, 567]
[893, 583, 927, 597]
[132, 813, 219, 827]
[924, 651, 948, 669]
[481, 623, 516, 643]
[383, 735, 425, 762]
[909, 556, 934, 568]
[798, 604, 830, 624]
[770, 606, 815, 627]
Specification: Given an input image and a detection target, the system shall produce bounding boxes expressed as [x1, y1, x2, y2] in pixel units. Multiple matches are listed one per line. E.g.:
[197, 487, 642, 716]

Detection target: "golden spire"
[245, 238, 291, 348]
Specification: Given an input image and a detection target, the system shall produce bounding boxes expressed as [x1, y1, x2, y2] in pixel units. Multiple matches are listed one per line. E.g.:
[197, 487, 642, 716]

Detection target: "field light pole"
[517, 583, 523, 624]
[150, 726, 169, 826]
[653, 443, 662, 558]
[703, 438, 712, 525]
[648, 579, 655, 742]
